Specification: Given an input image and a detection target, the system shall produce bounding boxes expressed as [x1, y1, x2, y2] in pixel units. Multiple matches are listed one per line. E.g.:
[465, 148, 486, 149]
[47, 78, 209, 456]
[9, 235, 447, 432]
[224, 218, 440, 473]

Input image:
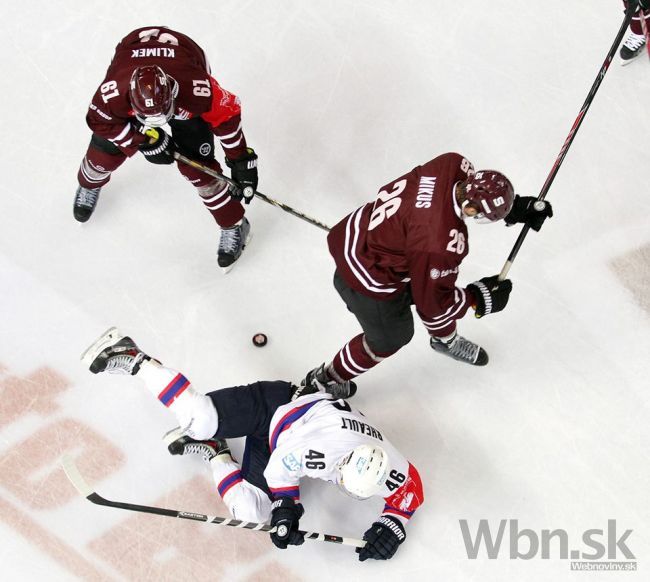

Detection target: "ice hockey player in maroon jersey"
[301, 153, 553, 397]
[620, 1, 650, 63]
[73, 26, 258, 271]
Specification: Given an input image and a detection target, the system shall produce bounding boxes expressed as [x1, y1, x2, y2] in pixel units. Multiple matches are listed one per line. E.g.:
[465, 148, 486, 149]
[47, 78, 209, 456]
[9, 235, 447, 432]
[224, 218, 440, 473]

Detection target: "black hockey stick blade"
[61, 455, 365, 548]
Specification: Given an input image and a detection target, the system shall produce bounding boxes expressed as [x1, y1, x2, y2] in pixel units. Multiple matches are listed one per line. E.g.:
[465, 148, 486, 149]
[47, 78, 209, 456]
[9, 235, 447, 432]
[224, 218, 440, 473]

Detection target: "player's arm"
[409, 250, 473, 338]
[357, 462, 424, 562]
[200, 77, 258, 196]
[263, 447, 305, 549]
[85, 89, 147, 157]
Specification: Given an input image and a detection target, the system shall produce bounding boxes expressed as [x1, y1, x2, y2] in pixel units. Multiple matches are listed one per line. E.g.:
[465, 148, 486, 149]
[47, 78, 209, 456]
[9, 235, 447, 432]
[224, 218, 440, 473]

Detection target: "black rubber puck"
[252, 333, 268, 347]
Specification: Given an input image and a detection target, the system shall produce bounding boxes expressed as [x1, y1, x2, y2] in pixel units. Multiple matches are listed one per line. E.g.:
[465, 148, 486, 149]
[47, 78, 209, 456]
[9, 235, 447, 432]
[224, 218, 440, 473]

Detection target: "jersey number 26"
[368, 179, 407, 231]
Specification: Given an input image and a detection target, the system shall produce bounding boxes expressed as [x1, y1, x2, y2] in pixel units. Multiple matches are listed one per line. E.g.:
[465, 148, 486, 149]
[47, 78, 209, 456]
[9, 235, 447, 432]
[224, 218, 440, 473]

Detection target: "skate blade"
[220, 231, 253, 275]
[162, 426, 185, 446]
[80, 327, 123, 366]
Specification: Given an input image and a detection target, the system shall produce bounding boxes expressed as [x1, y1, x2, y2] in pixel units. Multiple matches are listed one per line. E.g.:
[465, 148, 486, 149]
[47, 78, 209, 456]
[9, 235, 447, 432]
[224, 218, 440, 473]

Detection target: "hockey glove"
[225, 148, 258, 203]
[467, 275, 513, 318]
[357, 516, 406, 562]
[139, 128, 175, 165]
[504, 195, 553, 232]
[270, 497, 305, 549]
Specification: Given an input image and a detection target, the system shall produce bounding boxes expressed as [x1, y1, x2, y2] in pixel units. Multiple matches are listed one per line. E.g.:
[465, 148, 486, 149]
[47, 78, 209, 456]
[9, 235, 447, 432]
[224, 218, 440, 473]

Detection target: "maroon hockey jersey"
[85, 26, 246, 157]
[328, 153, 476, 337]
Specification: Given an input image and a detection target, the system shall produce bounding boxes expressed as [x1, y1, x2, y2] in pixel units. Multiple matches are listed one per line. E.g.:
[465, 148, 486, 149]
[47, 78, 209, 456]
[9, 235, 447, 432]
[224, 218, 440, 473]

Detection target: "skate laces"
[449, 335, 480, 363]
[76, 187, 100, 207]
[104, 351, 143, 374]
[183, 442, 216, 462]
[218, 225, 242, 255]
[624, 33, 645, 50]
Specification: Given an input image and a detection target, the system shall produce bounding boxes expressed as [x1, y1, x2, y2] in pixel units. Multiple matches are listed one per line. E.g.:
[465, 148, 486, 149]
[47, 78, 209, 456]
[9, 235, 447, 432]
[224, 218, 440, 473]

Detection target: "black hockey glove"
[270, 498, 305, 549]
[139, 128, 175, 165]
[357, 516, 406, 562]
[504, 195, 553, 232]
[636, 0, 649, 12]
[225, 148, 258, 203]
[467, 275, 513, 318]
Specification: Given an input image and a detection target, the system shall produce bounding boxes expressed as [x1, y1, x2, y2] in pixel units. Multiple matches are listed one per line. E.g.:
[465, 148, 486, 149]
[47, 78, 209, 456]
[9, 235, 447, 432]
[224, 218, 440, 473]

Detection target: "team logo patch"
[199, 143, 212, 156]
[430, 268, 441, 280]
[282, 453, 300, 472]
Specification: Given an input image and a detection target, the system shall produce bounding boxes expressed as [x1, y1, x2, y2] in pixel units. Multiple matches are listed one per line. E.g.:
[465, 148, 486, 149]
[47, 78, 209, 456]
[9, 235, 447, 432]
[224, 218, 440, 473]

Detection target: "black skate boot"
[295, 363, 357, 400]
[620, 32, 646, 64]
[80, 327, 148, 375]
[430, 332, 488, 366]
[217, 217, 251, 273]
[73, 185, 101, 223]
[164, 428, 231, 463]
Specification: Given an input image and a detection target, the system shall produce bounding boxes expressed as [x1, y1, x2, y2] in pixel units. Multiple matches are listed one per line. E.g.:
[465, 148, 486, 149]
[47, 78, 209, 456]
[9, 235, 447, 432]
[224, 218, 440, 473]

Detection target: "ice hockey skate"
[163, 427, 230, 463]
[81, 327, 147, 375]
[620, 32, 646, 64]
[296, 363, 357, 400]
[73, 185, 102, 223]
[430, 332, 488, 366]
[217, 217, 251, 273]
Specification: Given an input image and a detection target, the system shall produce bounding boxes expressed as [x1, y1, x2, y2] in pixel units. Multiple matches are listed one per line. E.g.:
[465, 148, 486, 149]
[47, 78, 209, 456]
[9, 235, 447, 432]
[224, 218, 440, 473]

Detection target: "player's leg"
[165, 429, 273, 523]
[169, 118, 249, 272]
[621, 1, 649, 63]
[74, 135, 127, 222]
[303, 271, 414, 394]
[81, 327, 218, 439]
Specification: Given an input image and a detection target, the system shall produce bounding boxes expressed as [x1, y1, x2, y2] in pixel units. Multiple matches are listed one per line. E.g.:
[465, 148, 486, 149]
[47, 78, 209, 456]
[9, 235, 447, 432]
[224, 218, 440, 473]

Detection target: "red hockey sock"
[329, 334, 396, 382]
[77, 145, 127, 189]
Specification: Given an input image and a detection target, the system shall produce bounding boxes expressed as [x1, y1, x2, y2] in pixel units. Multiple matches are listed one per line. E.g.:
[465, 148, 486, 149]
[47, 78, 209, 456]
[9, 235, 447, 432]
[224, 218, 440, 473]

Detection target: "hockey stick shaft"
[173, 152, 332, 232]
[61, 455, 365, 548]
[498, 1, 639, 280]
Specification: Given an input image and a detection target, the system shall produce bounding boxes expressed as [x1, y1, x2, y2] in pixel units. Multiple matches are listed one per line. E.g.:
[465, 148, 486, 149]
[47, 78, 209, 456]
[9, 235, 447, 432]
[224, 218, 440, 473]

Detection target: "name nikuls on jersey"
[415, 176, 437, 208]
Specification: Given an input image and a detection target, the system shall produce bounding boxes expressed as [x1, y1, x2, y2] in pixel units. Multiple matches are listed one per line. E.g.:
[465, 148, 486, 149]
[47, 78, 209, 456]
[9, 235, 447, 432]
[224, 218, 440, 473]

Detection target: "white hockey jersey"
[263, 393, 423, 523]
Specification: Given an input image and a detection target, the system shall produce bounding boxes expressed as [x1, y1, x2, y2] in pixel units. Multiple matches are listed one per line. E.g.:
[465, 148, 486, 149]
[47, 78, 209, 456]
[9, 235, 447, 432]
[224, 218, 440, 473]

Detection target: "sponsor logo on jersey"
[131, 47, 176, 58]
[400, 491, 414, 510]
[415, 176, 436, 209]
[340, 418, 383, 441]
[430, 266, 459, 280]
[199, 143, 212, 156]
[282, 453, 301, 472]
[89, 103, 112, 121]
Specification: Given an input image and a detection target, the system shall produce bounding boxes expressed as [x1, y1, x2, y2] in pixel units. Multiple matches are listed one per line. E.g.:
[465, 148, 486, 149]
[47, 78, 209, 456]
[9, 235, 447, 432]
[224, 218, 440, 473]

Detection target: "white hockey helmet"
[336, 444, 389, 500]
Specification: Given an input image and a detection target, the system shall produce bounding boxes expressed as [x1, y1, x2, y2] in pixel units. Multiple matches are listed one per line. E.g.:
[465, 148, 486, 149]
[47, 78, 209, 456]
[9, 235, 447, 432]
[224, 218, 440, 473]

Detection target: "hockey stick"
[498, 0, 639, 280]
[61, 455, 365, 548]
[173, 152, 332, 232]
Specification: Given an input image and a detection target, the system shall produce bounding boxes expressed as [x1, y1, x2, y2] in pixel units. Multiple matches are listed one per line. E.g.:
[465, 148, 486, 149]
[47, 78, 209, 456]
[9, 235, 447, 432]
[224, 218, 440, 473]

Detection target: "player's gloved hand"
[636, 0, 649, 11]
[468, 275, 513, 318]
[269, 497, 305, 549]
[356, 516, 406, 562]
[139, 127, 175, 165]
[504, 195, 553, 232]
[225, 148, 258, 203]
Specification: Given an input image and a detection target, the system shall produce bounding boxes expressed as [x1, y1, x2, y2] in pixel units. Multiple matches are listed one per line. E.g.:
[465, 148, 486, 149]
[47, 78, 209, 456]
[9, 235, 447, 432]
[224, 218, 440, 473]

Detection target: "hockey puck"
[252, 333, 268, 347]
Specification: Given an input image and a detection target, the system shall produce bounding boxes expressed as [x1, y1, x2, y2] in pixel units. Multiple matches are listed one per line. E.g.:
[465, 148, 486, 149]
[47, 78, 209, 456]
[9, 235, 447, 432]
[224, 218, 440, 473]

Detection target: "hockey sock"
[210, 456, 273, 523]
[77, 145, 126, 189]
[197, 180, 245, 227]
[137, 359, 219, 440]
[329, 334, 395, 382]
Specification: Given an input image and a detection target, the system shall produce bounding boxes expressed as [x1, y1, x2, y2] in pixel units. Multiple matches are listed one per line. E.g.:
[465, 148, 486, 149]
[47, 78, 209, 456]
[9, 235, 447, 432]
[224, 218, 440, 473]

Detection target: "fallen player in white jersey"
[82, 327, 425, 561]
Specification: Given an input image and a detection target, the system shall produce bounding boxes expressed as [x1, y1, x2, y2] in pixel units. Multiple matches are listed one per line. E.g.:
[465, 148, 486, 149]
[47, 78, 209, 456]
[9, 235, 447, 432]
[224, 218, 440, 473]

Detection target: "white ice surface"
[1, 1, 649, 581]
